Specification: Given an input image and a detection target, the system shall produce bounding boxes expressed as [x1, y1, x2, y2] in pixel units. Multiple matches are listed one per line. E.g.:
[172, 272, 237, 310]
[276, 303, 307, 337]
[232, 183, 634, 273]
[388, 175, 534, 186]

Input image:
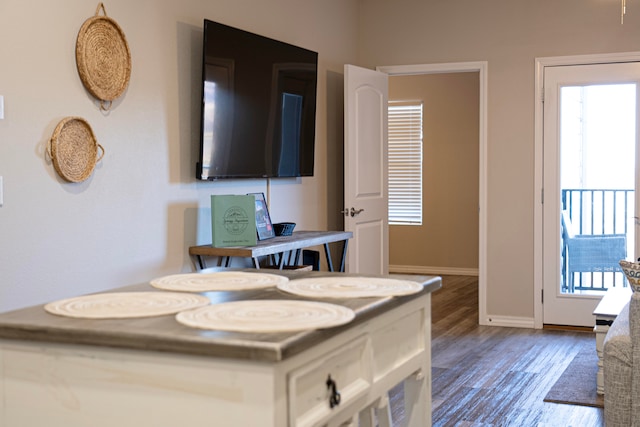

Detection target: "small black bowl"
[273, 222, 296, 236]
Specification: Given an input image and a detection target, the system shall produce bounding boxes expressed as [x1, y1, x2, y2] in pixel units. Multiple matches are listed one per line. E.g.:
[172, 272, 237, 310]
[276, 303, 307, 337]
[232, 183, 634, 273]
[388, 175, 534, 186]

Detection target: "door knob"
[341, 207, 364, 217]
[350, 207, 364, 217]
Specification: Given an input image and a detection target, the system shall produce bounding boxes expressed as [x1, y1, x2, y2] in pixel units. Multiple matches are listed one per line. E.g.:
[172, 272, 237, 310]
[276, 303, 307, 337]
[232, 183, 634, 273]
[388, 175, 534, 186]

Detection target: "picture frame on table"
[248, 192, 275, 240]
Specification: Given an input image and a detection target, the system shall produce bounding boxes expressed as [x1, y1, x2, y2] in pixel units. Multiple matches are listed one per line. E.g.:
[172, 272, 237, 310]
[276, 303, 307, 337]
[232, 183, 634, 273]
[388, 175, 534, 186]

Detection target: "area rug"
[544, 346, 604, 408]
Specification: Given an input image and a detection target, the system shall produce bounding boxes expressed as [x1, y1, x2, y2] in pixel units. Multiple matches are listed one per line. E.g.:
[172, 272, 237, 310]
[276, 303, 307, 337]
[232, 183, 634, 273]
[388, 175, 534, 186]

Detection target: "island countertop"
[0, 270, 441, 363]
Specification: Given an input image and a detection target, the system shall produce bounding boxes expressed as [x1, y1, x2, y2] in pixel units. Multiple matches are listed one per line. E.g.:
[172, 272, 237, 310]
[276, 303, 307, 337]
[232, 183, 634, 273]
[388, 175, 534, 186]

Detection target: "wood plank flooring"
[429, 275, 603, 426]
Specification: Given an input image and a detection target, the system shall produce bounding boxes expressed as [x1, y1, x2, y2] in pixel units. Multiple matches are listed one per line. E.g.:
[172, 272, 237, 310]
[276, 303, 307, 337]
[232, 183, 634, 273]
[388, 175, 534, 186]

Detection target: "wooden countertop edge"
[0, 325, 283, 361]
[0, 276, 441, 363]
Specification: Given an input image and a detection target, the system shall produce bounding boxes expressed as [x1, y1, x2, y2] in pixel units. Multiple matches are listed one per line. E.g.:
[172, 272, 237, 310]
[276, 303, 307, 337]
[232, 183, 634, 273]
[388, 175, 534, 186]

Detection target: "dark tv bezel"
[196, 19, 318, 181]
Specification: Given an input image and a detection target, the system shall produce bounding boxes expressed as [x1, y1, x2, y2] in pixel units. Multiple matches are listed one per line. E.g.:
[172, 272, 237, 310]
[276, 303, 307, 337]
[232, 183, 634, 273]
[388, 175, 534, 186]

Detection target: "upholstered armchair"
[604, 260, 640, 426]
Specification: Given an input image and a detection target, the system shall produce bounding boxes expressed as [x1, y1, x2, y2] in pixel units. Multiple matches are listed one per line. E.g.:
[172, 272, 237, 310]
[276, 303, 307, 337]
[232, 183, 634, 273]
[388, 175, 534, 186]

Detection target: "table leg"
[375, 394, 393, 427]
[277, 253, 286, 269]
[359, 409, 374, 427]
[403, 370, 429, 427]
[197, 255, 206, 270]
[323, 243, 335, 272]
[252, 257, 260, 269]
[324, 240, 349, 273]
[339, 240, 349, 273]
[357, 395, 391, 427]
[594, 318, 611, 395]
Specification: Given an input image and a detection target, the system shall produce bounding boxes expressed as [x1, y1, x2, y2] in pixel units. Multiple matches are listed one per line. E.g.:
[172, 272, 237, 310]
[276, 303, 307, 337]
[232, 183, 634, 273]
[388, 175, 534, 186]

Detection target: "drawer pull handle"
[326, 375, 341, 408]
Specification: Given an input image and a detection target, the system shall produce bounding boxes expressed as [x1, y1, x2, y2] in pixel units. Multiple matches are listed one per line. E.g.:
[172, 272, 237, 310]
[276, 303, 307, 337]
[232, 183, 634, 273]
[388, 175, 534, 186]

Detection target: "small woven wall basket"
[47, 117, 105, 183]
[76, 3, 131, 110]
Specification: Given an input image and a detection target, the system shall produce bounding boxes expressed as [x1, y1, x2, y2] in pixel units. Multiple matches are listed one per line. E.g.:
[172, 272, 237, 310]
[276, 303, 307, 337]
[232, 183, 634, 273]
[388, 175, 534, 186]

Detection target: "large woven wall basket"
[76, 3, 131, 110]
[47, 117, 105, 183]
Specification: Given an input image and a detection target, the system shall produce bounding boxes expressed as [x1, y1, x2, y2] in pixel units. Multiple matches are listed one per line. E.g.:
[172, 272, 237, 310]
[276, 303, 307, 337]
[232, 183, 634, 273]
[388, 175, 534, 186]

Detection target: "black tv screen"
[197, 19, 318, 180]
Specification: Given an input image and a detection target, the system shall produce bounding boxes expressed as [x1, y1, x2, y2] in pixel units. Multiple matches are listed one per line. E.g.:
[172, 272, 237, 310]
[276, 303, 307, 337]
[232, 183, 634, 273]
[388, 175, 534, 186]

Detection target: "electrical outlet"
[0, 176, 3, 207]
[0, 96, 4, 120]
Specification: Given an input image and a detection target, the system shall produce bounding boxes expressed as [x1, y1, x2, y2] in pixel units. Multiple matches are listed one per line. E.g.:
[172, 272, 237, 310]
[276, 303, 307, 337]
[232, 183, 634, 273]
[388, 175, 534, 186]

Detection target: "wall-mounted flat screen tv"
[196, 19, 318, 180]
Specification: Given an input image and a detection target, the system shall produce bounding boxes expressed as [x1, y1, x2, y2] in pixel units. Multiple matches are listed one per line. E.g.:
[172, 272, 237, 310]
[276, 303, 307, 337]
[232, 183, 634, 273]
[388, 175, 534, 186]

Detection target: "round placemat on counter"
[176, 300, 355, 333]
[44, 292, 210, 319]
[150, 271, 289, 292]
[277, 276, 423, 298]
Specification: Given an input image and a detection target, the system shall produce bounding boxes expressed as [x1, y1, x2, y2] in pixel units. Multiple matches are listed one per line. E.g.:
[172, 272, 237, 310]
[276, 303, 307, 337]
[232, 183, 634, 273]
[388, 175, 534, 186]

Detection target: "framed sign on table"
[249, 192, 275, 240]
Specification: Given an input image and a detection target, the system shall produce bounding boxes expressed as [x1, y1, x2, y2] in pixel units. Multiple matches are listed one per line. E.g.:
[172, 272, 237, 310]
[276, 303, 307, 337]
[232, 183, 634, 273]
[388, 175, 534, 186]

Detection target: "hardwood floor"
[388, 274, 604, 425]
[427, 275, 604, 426]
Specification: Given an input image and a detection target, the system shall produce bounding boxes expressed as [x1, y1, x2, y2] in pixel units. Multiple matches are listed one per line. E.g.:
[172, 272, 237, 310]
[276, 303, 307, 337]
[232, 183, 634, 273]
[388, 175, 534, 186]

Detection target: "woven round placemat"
[47, 117, 104, 183]
[76, 3, 131, 110]
[277, 276, 424, 298]
[45, 291, 211, 319]
[176, 300, 355, 333]
[150, 271, 289, 292]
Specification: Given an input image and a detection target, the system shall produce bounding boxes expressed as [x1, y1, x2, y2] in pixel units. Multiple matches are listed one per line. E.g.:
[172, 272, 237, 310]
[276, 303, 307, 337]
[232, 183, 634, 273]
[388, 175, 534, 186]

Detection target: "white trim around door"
[377, 61, 489, 326]
[534, 51, 640, 329]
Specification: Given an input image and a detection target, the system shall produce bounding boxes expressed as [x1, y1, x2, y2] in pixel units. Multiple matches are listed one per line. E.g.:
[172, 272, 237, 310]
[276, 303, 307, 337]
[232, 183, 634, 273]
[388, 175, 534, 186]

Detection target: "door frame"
[377, 61, 489, 326]
[534, 51, 640, 329]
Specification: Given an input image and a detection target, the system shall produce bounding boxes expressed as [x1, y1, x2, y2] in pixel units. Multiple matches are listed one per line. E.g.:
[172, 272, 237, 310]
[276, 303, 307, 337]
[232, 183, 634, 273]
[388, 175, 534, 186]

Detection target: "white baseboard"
[389, 264, 479, 277]
[481, 315, 535, 329]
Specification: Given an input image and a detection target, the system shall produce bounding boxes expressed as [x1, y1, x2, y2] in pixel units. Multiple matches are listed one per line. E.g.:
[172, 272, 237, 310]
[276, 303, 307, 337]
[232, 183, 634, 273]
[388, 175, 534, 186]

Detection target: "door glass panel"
[560, 84, 636, 294]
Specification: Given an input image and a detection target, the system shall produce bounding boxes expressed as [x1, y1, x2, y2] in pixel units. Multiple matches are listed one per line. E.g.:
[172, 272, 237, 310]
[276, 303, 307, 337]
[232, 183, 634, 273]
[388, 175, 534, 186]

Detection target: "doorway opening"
[378, 62, 488, 326]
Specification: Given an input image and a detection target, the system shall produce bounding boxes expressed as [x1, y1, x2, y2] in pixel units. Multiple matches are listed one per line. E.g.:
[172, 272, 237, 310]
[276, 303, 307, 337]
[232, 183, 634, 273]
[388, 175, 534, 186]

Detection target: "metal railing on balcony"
[561, 188, 634, 292]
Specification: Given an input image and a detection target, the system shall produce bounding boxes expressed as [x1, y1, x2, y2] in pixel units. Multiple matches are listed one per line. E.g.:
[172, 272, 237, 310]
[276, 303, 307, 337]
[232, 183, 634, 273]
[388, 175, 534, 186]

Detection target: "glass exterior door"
[543, 62, 640, 326]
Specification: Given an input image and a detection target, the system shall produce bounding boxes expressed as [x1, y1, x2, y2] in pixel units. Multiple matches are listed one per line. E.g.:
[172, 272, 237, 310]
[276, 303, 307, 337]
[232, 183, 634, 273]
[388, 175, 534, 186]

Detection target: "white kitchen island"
[0, 270, 440, 427]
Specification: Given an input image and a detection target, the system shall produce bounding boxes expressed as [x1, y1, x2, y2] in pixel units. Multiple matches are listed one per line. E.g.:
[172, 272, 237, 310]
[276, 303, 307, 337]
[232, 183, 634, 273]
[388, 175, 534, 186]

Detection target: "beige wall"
[4, 0, 634, 324]
[359, 0, 640, 321]
[0, 0, 358, 312]
[388, 73, 479, 273]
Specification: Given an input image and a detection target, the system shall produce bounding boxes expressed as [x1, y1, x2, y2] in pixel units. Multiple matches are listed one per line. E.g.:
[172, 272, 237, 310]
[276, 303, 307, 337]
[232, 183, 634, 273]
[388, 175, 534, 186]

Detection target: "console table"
[0, 270, 440, 427]
[189, 230, 353, 272]
[593, 285, 632, 395]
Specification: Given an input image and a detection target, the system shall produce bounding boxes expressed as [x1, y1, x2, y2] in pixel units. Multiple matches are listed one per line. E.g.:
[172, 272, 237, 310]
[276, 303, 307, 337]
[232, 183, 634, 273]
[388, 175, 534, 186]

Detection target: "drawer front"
[288, 336, 371, 427]
[371, 308, 425, 379]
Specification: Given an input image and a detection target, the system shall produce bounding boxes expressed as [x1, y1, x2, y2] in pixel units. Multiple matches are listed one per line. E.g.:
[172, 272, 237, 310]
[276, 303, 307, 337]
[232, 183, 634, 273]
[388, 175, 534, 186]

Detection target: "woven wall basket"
[47, 117, 105, 183]
[76, 3, 131, 111]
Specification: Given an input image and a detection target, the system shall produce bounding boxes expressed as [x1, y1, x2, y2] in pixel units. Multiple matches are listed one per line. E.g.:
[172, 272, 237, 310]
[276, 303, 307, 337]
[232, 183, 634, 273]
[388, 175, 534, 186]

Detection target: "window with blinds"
[388, 101, 423, 225]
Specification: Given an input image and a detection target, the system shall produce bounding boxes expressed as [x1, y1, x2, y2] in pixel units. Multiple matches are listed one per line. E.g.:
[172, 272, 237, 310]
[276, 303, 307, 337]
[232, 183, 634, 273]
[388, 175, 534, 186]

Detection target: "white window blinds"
[388, 102, 423, 225]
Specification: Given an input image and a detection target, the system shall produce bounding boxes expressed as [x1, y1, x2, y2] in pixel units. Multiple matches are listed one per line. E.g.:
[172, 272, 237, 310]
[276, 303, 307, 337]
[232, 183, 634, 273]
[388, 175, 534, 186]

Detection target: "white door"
[543, 62, 640, 326]
[343, 65, 389, 274]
